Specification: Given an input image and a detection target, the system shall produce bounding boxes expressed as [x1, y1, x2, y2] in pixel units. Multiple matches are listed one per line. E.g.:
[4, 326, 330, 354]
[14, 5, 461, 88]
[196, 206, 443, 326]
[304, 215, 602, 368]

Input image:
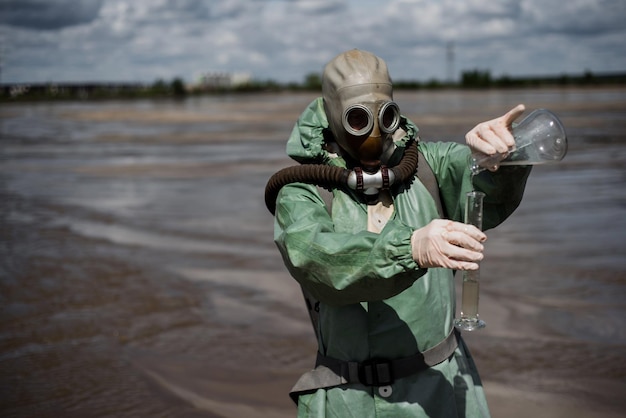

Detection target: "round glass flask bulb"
[471, 108, 568, 174]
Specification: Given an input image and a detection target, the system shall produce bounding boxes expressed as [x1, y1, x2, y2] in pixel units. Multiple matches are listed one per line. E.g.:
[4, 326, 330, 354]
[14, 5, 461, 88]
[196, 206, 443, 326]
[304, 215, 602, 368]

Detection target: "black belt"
[314, 328, 459, 387]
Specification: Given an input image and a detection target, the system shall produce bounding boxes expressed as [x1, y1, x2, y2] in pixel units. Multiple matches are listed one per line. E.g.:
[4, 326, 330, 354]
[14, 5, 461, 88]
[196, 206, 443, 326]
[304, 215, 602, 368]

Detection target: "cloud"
[0, 0, 104, 30]
[0, 0, 624, 84]
[289, 0, 346, 15]
[520, 0, 626, 36]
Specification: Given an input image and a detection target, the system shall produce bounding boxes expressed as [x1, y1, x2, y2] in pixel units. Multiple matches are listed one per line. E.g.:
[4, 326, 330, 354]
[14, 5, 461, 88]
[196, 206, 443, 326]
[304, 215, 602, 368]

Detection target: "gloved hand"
[411, 219, 487, 271]
[465, 104, 526, 171]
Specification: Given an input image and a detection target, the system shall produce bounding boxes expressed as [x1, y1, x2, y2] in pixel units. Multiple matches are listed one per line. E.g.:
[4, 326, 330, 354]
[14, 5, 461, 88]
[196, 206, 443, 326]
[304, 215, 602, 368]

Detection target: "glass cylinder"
[454, 190, 486, 331]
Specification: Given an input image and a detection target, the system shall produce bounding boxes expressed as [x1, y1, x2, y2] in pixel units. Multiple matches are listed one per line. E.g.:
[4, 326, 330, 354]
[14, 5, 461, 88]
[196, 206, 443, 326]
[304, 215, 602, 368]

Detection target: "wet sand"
[1, 88, 625, 417]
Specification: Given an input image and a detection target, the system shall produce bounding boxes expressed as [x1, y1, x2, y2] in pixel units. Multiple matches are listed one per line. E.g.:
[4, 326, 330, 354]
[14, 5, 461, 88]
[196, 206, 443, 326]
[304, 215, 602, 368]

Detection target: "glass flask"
[470, 108, 568, 175]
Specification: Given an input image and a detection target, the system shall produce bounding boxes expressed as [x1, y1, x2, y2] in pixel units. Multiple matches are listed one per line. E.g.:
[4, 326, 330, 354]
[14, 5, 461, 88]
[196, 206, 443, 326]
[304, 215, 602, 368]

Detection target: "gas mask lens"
[342, 101, 400, 136]
[343, 104, 374, 136]
[379, 101, 400, 134]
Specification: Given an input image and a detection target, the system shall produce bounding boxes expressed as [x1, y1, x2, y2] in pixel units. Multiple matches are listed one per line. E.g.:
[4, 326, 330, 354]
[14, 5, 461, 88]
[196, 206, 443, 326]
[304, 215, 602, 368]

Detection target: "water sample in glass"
[470, 108, 568, 175]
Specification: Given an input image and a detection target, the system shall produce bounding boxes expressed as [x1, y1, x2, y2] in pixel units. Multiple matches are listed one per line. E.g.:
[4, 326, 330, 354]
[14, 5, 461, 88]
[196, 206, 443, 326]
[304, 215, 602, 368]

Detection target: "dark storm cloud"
[468, 1, 522, 20]
[0, 0, 104, 30]
[141, 0, 252, 22]
[289, 0, 346, 16]
[522, 0, 626, 36]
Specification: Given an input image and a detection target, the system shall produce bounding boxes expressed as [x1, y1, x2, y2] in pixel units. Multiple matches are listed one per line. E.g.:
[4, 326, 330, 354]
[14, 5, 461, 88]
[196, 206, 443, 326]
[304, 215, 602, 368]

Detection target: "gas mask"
[265, 50, 420, 213]
[322, 50, 401, 172]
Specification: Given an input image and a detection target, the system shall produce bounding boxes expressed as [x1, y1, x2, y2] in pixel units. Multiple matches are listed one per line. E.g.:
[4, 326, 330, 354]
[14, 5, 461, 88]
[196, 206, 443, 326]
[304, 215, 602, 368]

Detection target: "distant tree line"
[397, 69, 626, 89]
[2, 70, 625, 101]
[0, 77, 188, 101]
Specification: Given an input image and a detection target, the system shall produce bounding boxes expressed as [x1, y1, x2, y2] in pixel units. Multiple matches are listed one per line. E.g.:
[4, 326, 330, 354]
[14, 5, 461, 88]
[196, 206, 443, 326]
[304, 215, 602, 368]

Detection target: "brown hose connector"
[265, 140, 418, 215]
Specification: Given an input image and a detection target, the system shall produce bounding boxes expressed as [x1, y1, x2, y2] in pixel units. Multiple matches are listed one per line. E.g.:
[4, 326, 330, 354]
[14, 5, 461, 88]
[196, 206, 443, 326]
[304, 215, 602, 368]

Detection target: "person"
[267, 49, 531, 417]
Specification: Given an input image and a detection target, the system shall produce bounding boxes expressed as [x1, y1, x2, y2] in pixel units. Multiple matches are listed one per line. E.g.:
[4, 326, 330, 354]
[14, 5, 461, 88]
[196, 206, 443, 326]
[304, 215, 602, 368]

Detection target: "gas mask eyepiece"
[342, 101, 401, 137]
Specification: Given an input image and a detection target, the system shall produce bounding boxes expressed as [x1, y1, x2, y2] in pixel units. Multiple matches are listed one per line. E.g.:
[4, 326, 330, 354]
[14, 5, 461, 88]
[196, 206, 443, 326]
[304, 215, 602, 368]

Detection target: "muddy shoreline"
[1, 87, 625, 417]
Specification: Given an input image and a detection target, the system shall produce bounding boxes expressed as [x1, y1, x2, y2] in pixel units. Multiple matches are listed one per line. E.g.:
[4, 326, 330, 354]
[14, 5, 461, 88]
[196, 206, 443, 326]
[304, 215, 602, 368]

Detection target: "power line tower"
[446, 41, 455, 84]
[0, 32, 4, 85]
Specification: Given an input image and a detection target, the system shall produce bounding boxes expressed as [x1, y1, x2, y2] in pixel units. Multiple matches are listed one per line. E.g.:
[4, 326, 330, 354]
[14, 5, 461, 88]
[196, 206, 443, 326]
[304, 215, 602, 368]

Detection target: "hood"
[286, 97, 419, 168]
[322, 49, 394, 167]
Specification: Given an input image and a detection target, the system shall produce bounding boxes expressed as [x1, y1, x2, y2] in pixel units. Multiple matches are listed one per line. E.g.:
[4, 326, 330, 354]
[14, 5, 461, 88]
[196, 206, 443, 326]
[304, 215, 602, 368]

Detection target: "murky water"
[1, 88, 625, 417]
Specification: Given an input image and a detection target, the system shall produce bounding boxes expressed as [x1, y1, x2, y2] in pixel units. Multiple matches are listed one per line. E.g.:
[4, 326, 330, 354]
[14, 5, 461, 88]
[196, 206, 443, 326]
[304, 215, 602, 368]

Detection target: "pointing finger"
[502, 104, 526, 127]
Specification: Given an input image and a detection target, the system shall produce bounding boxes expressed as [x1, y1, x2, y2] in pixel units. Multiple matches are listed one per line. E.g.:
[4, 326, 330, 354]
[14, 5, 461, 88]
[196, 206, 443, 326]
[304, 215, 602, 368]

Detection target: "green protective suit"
[273, 97, 531, 417]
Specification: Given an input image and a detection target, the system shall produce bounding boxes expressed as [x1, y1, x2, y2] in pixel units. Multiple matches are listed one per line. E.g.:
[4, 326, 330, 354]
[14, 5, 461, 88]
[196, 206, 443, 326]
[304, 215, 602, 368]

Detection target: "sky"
[1, 0, 625, 85]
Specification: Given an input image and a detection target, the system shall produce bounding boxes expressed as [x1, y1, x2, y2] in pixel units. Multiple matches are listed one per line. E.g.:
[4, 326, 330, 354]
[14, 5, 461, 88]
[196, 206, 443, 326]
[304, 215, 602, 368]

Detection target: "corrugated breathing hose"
[265, 140, 418, 215]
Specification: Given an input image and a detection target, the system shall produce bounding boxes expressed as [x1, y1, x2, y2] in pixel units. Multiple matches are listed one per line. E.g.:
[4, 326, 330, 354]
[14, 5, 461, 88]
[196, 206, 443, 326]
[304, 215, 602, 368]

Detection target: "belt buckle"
[359, 359, 394, 386]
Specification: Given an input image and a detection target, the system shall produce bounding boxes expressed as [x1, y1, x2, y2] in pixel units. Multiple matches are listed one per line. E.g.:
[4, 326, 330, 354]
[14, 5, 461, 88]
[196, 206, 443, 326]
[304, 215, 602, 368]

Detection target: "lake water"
[1, 88, 625, 417]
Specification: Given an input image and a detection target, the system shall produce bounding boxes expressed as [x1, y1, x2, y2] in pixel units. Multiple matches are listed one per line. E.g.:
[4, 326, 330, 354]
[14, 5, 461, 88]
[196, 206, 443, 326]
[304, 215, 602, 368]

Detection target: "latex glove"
[465, 104, 526, 171]
[411, 219, 487, 271]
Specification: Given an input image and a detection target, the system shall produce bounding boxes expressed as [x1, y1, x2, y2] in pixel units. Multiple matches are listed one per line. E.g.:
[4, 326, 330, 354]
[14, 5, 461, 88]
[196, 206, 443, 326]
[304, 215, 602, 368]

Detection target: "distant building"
[195, 71, 251, 89]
